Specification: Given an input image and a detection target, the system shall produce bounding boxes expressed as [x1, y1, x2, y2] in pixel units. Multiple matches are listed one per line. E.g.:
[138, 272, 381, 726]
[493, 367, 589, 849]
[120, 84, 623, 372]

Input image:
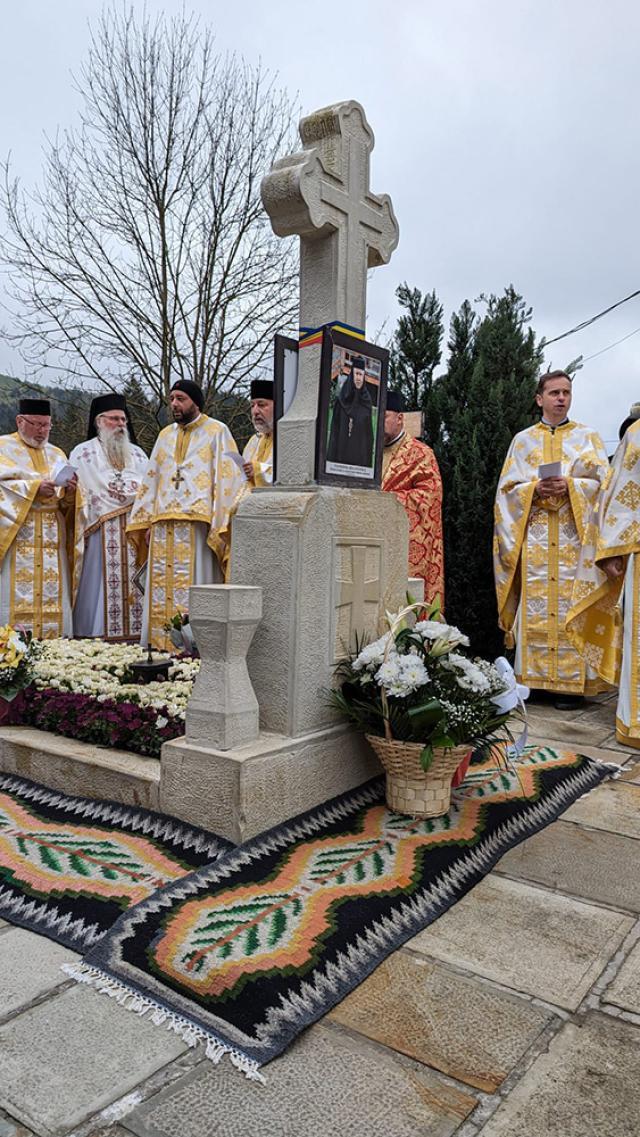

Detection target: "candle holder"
[130, 644, 171, 684]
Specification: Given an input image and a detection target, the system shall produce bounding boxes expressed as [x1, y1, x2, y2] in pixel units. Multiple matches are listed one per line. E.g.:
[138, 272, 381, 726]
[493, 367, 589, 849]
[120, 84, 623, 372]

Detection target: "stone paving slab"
[522, 712, 612, 747]
[573, 698, 619, 726]
[0, 1109, 34, 1137]
[599, 732, 633, 753]
[0, 929, 78, 1020]
[475, 1013, 640, 1137]
[0, 985, 186, 1136]
[496, 819, 640, 911]
[562, 779, 640, 839]
[122, 1023, 477, 1137]
[605, 938, 640, 1014]
[620, 760, 640, 784]
[328, 951, 552, 1091]
[407, 875, 633, 1010]
[84, 1128, 133, 1137]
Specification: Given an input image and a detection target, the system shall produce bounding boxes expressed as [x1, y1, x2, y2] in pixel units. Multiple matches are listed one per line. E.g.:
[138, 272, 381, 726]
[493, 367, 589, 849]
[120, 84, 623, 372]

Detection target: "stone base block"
[160, 725, 382, 843]
[0, 727, 160, 809]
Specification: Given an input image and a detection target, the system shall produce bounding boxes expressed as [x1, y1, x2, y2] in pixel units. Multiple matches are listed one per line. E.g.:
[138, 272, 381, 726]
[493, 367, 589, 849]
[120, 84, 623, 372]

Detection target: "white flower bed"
[33, 639, 200, 721]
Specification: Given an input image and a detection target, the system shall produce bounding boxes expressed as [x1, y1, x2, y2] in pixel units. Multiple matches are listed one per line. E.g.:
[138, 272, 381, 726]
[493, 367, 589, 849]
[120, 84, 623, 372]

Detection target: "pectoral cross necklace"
[171, 467, 185, 489]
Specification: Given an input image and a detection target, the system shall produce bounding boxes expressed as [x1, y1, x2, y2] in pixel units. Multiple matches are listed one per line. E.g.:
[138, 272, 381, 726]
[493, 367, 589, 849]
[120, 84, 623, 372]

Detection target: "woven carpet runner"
[0, 773, 233, 951]
[66, 745, 616, 1081]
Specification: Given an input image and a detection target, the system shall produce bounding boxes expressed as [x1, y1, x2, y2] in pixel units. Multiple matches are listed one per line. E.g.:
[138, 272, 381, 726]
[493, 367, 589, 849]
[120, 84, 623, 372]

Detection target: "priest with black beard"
[326, 356, 374, 471]
[71, 394, 148, 640]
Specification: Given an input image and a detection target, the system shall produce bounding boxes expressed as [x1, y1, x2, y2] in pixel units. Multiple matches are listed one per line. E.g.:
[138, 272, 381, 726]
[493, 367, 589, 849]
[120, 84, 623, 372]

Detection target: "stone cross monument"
[261, 101, 399, 485]
[160, 101, 409, 843]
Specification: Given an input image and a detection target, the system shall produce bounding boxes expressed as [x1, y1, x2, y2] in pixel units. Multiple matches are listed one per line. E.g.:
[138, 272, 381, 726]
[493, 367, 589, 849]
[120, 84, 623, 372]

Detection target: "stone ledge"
[0, 726, 160, 809]
[160, 724, 382, 843]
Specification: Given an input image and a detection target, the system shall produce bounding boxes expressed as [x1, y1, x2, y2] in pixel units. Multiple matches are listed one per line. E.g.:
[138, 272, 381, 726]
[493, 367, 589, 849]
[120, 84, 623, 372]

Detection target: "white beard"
[98, 425, 132, 470]
[17, 429, 46, 449]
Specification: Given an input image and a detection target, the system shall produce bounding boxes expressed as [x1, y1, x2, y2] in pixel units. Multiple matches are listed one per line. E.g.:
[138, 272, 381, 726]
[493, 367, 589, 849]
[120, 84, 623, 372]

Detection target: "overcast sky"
[2, 0, 639, 439]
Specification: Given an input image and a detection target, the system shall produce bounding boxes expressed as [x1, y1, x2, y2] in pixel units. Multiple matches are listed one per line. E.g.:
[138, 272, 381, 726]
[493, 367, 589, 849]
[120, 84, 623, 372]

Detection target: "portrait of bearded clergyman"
[325, 355, 375, 473]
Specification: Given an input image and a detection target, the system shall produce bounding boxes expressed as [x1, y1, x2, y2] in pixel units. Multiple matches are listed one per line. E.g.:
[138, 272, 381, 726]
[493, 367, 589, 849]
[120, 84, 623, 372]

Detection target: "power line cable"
[581, 325, 640, 363]
[544, 288, 640, 346]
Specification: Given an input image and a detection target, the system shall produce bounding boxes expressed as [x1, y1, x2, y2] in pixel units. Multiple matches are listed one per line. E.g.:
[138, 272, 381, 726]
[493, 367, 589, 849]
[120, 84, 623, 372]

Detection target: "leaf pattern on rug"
[148, 748, 596, 999]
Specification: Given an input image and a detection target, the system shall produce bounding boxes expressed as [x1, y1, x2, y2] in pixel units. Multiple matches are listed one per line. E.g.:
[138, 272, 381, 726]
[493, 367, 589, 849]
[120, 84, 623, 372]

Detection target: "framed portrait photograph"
[316, 329, 389, 488]
[273, 333, 299, 483]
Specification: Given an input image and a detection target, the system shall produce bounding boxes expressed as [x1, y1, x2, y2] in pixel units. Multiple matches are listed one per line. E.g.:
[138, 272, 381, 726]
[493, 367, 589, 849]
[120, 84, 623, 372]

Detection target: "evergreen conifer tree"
[432, 286, 543, 656]
[389, 284, 444, 441]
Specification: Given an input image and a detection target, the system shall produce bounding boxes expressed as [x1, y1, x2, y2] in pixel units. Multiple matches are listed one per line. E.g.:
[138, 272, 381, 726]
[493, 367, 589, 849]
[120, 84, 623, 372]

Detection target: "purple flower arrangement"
[19, 687, 184, 757]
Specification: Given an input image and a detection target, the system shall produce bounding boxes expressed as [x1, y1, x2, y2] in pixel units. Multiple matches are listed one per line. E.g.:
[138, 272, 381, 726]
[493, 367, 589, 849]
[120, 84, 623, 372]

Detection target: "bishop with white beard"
[71, 394, 148, 640]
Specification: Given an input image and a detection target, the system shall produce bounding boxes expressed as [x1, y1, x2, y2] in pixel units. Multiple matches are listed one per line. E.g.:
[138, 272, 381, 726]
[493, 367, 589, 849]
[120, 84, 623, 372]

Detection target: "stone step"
[0, 726, 160, 809]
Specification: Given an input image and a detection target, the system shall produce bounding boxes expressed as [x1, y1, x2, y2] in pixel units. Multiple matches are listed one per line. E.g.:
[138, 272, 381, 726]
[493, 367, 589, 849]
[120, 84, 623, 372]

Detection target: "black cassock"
[326, 376, 374, 468]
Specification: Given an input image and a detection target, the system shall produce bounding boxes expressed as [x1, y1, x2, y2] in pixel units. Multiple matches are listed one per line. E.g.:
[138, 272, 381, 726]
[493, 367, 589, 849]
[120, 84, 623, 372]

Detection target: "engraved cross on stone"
[261, 100, 399, 485]
[338, 544, 381, 653]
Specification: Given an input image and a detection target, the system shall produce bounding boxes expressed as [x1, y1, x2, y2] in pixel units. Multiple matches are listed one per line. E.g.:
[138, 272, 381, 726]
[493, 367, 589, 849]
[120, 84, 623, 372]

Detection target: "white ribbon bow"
[490, 657, 530, 758]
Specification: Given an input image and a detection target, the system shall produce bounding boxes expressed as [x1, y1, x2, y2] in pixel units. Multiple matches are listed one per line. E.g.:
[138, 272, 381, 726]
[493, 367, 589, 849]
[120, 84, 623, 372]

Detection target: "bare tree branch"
[0, 7, 298, 416]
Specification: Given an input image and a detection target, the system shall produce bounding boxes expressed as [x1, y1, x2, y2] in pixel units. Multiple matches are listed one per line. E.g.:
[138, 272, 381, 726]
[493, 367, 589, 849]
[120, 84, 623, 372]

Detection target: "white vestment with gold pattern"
[567, 419, 640, 745]
[127, 414, 243, 649]
[70, 437, 148, 640]
[494, 420, 609, 693]
[232, 431, 274, 514]
[243, 432, 273, 487]
[0, 433, 73, 638]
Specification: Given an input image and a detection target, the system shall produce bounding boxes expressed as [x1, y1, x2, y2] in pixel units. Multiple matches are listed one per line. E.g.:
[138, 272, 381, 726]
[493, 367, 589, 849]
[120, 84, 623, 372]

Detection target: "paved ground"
[2, 693, 640, 1136]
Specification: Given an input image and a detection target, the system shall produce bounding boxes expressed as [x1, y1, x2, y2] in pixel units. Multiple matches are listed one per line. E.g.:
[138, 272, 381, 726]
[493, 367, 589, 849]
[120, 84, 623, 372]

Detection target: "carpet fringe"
[61, 962, 266, 1084]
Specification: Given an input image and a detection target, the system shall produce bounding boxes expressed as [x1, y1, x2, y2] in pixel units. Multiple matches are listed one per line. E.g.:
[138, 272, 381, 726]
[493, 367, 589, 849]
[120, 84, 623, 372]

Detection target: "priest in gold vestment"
[381, 391, 444, 606]
[0, 398, 75, 638]
[241, 380, 274, 488]
[494, 371, 609, 707]
[127, 380, 243, 650]
[567, 418, 640, 747]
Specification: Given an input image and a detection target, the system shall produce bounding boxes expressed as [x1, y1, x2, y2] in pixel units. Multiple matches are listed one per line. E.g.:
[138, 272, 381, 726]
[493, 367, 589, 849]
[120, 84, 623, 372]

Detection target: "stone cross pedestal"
[161, 101, 409, 844]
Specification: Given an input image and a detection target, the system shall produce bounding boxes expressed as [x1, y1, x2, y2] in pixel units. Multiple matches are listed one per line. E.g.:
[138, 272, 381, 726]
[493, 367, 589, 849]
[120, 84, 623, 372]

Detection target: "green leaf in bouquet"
[407, 699, 442, 732]
[393, 626, 416, 652]
[420, 744, 434, 771]
[430, 732, 456, 751]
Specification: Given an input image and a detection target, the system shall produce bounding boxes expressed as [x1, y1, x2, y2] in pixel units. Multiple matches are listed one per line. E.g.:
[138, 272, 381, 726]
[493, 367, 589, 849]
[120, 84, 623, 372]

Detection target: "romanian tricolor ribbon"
[298, 321, 366, 348]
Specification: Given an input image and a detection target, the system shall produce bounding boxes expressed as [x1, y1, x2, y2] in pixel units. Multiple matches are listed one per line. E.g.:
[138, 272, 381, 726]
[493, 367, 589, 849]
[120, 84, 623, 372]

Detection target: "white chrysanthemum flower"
[415, 620, 470, 650]
[375, 654, 430, 698]
[352, 632, 394, 673]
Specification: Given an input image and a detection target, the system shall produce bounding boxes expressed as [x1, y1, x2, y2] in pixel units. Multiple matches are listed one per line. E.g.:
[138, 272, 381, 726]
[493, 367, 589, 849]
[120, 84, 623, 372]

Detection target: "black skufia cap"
[87, 393, 138, 444]
[19, 398, 51, 415]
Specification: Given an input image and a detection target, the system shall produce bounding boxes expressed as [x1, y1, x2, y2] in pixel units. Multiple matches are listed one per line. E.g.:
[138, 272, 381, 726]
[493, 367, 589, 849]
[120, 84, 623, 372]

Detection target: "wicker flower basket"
[366, 735, 472, 818]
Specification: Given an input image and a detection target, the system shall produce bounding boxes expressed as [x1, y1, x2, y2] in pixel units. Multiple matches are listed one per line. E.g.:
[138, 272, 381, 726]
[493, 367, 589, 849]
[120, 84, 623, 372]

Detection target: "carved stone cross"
[261, 100, 399, 485]
[335, 542, 382, 657]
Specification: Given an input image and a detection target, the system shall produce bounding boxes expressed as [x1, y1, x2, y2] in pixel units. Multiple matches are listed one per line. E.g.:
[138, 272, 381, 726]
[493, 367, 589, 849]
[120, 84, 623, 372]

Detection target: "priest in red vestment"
[381, 390, 445, 606]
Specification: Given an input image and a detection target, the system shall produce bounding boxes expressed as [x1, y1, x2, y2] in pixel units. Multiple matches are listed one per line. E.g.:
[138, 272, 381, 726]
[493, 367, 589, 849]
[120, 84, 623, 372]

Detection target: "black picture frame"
[273, 333, 299, 484]
[315, 329, 388, 488]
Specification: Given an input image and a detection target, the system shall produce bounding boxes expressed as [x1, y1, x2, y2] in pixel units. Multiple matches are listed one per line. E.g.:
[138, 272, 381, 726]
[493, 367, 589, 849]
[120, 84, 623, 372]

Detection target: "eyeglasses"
[18, 417, 51, 428]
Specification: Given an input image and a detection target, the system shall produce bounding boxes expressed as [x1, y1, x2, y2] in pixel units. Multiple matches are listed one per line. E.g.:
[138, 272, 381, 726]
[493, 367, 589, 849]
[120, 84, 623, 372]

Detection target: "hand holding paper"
[53, 463, 77, 487]
[225, 450, 247, 479]
[537, 461, 562, 480]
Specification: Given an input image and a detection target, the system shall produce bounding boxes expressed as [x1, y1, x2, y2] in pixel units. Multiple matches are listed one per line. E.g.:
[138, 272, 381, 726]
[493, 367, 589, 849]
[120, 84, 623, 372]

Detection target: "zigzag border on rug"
[59, 754, 620, 1080]
[0, 886, 103, 949]
[0, 772, 230, 858]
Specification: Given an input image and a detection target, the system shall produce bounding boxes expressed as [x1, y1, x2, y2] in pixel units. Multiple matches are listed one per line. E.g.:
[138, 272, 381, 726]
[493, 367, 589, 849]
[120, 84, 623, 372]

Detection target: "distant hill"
[0, 373, 93, 450]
